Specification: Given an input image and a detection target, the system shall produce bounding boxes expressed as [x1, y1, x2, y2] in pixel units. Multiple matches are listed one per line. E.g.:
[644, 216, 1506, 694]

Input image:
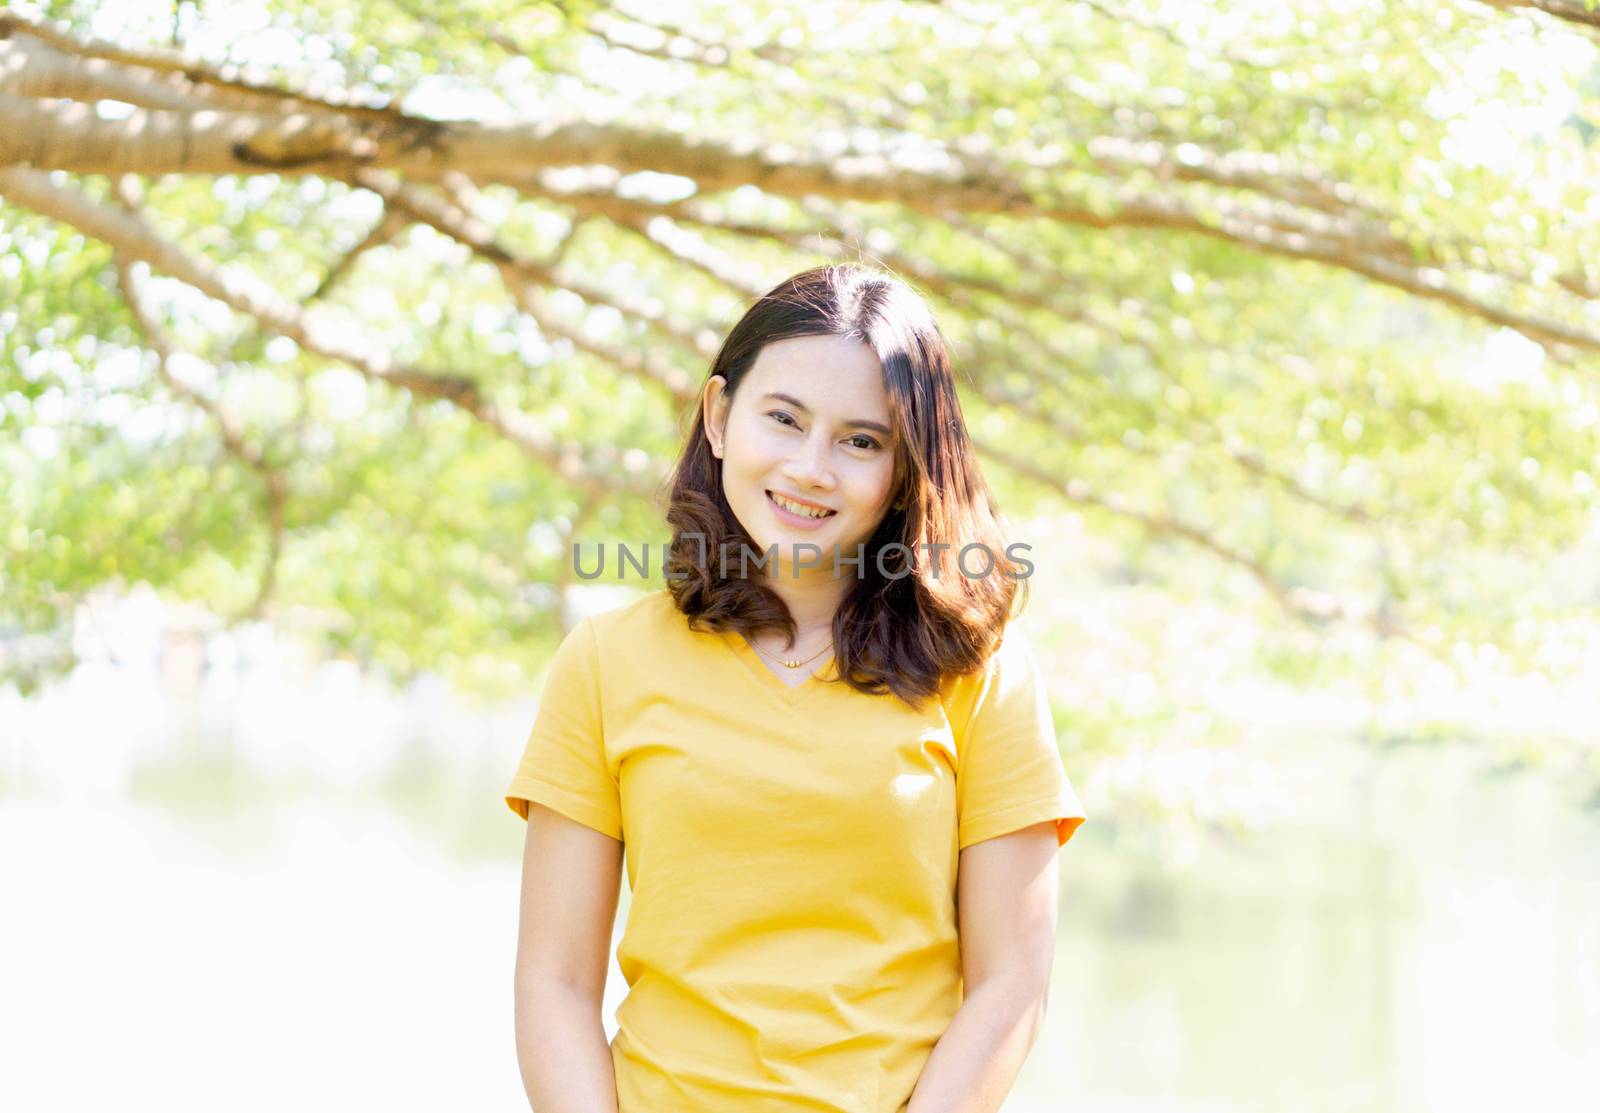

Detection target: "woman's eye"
[767, 411, 878, 450]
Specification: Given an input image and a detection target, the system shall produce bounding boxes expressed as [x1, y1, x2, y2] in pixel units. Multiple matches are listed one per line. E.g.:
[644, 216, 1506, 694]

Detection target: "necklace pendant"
[784, 659, 800, 668]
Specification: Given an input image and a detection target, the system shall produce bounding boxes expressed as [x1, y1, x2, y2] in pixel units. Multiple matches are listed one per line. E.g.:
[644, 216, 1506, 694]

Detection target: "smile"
[766, 490, 837, 521]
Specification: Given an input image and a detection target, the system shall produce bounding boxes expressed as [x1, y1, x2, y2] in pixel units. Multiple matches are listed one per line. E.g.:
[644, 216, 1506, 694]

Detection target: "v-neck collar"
[722, 630, 837, 709]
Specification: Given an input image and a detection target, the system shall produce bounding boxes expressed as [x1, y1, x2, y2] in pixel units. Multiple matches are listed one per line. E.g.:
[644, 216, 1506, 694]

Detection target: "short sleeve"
[954, 628, 1087, 851]
[504, 616, 624, 841]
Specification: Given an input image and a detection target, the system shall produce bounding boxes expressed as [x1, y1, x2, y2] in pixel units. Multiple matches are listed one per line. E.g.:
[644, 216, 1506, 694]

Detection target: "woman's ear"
[702, 375, 728, 458]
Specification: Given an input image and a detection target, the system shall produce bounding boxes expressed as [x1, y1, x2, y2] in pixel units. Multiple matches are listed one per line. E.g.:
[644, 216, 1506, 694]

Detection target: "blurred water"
[3, 608, 1599, 1112]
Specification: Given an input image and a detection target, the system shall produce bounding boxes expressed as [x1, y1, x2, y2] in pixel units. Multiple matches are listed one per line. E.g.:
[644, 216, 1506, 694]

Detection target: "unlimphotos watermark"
[569, 537, 1035, 581]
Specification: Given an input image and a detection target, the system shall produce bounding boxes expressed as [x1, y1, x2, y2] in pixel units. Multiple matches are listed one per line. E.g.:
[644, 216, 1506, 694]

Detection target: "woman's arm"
[514, 801, 625, 1113]
[905, 821, 1061, 1113]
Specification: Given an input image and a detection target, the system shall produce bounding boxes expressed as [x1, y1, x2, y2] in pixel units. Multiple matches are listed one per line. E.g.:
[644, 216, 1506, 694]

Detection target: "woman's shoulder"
[936, 621, 1037, 721]
[559, 588, 718, 701]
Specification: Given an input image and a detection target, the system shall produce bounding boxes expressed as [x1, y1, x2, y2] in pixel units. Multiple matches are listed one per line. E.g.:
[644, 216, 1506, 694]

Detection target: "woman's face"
[703, 334, 899, 569]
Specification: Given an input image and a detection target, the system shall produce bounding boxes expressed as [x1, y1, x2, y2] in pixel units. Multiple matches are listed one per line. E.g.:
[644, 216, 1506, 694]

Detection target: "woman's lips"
[766, 490, 836, 529]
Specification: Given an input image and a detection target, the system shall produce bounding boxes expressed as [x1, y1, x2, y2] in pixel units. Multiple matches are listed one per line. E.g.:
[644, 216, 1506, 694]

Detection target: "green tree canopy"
[2, 0, 1597, 701]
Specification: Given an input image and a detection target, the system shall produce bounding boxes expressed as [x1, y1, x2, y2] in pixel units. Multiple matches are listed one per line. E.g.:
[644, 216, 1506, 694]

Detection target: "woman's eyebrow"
[762, 392, 892, 436]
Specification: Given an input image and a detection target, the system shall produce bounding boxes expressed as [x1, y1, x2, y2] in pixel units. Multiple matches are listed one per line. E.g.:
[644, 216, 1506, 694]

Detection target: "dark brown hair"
[657, 263, 1028, 708]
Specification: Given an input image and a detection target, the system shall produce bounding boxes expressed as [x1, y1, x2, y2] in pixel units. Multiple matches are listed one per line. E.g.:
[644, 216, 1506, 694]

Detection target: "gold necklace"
[749, 635, 834, 669]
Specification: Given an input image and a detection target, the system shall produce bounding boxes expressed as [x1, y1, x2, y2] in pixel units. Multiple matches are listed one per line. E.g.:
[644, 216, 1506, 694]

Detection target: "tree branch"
[305, 203, 409, 303]
[0, 165, 657, 501]
[5, 22, 1596, 359]
[0, 11, 402, 118]
[0, 33, 200, 112]
[113, 236, 288, 622]
[972, 433, 1407, 637]
[1473, 0, 1600, 29]
[352, 171, 702, 404]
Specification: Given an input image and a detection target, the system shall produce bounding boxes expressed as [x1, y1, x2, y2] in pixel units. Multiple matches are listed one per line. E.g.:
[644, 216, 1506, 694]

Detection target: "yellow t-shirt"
[505, 588, 1086, 1113]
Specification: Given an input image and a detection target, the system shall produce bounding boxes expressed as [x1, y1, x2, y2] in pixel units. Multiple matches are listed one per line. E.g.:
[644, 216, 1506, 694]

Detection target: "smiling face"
[703, 333, 899, 570]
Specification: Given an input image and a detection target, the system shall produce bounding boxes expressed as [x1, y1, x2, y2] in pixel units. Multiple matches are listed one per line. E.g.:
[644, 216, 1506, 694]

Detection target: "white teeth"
[771, 492, 832, 518]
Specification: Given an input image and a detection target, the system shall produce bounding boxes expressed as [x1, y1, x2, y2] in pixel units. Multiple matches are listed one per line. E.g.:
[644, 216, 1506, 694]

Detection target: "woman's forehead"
[745, 336, 889, 413]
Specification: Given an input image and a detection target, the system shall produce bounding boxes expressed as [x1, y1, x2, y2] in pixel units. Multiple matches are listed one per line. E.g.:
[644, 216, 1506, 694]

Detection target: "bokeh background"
[3, 1, 1600, 1111]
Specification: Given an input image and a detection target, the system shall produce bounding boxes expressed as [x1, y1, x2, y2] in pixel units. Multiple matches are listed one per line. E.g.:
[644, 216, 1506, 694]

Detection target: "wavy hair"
[656, 263, 1029, 708]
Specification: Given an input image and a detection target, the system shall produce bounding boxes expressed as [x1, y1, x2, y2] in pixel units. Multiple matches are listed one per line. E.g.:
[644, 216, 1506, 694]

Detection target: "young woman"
[506, 264, 1087, 1113]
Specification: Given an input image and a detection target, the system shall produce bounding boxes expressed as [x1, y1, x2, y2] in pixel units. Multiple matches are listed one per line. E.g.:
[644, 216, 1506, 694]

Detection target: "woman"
[506, 264, 1087, 1113]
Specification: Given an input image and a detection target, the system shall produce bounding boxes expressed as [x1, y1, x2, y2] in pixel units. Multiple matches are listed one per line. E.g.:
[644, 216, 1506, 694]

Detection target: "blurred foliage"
[1, 1, 1598, 805]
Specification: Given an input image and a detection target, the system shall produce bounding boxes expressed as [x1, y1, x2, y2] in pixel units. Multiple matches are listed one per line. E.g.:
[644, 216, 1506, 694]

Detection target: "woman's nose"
[782, 435, 835, 488]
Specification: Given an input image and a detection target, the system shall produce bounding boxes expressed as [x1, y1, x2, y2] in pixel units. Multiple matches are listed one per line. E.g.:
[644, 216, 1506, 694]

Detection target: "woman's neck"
[762, 564, 848, 640]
